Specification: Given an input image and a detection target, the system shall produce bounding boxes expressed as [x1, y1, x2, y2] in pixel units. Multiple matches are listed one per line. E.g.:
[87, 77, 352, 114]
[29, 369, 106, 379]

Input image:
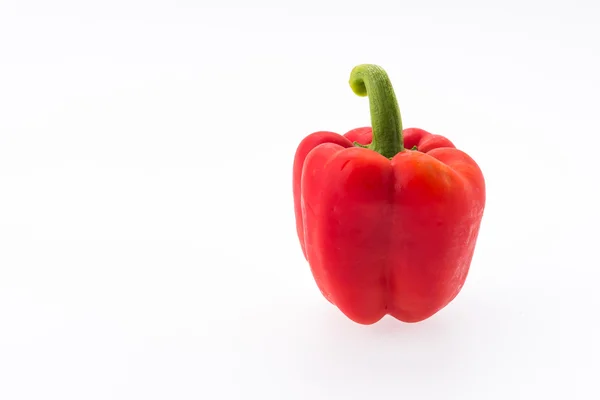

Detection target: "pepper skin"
[293, 65, 486, 325]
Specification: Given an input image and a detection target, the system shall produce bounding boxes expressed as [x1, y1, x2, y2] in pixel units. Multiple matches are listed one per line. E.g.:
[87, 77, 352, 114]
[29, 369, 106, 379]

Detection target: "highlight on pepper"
[292, 64, 486, 325]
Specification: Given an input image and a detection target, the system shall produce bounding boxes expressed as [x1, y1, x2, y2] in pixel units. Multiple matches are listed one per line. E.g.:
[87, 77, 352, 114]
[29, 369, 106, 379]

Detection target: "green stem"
[349, 64, 404, 158]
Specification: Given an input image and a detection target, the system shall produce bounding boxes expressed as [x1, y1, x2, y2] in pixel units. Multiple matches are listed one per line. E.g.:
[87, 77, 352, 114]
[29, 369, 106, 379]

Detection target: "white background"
[1, 1, 599, 399]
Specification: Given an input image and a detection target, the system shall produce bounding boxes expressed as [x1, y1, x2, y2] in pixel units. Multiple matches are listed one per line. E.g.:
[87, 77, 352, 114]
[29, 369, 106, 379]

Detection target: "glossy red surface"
[293, 127, 486, 324]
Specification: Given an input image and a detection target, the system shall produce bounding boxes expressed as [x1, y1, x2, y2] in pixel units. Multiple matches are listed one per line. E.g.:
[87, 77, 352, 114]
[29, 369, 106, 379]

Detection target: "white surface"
[1, 1, 599, 399]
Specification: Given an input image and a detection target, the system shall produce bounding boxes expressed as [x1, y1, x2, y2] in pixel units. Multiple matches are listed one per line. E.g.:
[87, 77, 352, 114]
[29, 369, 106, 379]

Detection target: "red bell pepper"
[293, 64, 486, 324]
